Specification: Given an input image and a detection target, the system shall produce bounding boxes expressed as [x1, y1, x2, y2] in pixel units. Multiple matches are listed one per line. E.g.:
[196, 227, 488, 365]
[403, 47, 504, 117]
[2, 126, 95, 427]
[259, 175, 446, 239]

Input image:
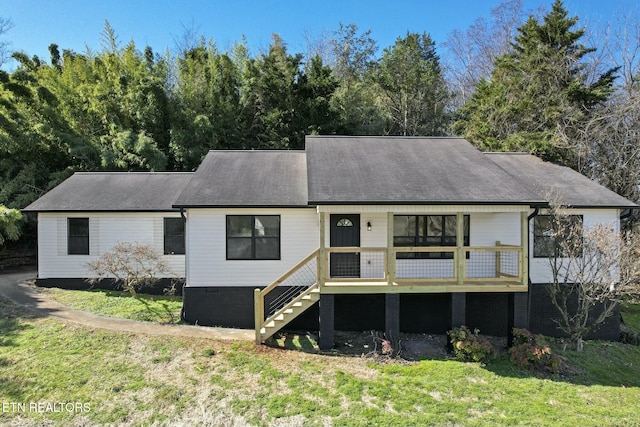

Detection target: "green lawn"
[1, 296, 640, 426]
[621, 302, 640, 333]
[38, 287, 183, 324]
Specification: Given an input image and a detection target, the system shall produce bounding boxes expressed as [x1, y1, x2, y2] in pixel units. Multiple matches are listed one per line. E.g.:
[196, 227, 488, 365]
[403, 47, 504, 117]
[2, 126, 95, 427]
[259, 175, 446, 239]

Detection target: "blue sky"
[0, 0, 637, 63]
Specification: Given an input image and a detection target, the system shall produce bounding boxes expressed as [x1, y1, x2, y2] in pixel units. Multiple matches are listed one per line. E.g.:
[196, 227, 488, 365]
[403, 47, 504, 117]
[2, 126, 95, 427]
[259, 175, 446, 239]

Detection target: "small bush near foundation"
[509, 328, 562, 374]
[620, 330, 640, 346]
[447, 326, 493, 363]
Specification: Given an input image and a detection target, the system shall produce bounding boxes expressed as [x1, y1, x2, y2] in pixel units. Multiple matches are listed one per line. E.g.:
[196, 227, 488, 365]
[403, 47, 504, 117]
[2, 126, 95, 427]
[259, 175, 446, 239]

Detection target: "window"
[533, 215, 583, 258]
[394, 215, 469, 259]
[68, 218, 89, 255]
[336, 218, 353, 227]
[226, 215, 280, 260]
[164, 218, 185, 255]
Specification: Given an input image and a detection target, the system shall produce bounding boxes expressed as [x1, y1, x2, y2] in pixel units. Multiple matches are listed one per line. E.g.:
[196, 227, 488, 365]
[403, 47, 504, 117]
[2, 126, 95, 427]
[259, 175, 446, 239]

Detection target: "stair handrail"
[255, 249, 319, 343]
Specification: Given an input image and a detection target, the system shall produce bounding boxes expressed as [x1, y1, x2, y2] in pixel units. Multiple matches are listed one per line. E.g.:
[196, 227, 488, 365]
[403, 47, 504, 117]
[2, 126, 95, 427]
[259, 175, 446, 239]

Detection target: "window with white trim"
[68, 218, 89, 255]
[226, 215, 281, 260]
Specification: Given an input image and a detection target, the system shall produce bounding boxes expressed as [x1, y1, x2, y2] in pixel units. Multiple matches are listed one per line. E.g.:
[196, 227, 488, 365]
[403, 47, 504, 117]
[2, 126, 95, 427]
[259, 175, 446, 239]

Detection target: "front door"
[330, 214, 360, 278]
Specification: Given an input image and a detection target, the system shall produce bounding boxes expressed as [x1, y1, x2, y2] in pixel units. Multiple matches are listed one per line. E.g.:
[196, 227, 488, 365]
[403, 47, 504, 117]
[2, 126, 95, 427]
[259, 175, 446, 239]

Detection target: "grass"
[39, 287, 182, 324]
[621, 302, 640, 333]
[2, 296, 640, 426]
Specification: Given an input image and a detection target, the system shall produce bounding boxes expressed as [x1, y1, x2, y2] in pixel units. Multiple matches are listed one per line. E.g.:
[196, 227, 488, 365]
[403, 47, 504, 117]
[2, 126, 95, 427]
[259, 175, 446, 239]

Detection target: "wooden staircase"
[258, 283, 320, 342]
[254, 249, 319, 344]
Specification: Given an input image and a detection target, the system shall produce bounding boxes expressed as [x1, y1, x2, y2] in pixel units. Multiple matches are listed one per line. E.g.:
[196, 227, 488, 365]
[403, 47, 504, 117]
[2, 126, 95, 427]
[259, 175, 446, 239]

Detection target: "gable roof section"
[172, 150, 308, 207]
[23, 172, 194, 212]
[486, 153, 638, 209]
[305, 136, 545, 205]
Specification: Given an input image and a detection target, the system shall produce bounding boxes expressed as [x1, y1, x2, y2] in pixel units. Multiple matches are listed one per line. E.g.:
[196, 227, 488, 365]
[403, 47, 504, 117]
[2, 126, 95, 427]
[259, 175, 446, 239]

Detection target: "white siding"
[360, 212, 387, 278]
[186, 208, 319, 287]
[529, 209, 620, 283]
[182, 206, 620, 288]
[37, 212, 185, 279]
[469, 213, 521, 246]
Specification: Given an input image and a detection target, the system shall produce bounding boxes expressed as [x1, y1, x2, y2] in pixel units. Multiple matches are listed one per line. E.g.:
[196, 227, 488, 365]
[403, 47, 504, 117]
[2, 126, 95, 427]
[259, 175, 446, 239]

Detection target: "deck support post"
[508, 292, 529, 346]
[451, 293, 466, 328]
[512, 292, 529, 329]
[254, 288, 263, 344]
[385, 294, 400, 343]
[319, 294, 334, 350]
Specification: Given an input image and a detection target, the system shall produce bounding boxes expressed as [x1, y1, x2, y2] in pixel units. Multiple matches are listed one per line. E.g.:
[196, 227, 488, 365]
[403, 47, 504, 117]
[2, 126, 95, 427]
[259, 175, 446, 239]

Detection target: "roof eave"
[173, 204, 312, 209]
[306, 200, 548, 207]
[22, 208, 182, 213]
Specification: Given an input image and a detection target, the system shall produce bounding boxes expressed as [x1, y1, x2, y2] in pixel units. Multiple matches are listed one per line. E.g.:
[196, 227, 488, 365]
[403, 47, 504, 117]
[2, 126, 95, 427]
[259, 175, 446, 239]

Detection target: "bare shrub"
[87, 242, 174, 297]
[544, 205, 640, 350]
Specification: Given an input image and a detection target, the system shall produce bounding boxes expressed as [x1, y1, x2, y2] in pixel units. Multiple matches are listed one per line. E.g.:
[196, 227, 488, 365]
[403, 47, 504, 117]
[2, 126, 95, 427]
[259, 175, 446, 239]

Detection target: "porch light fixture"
[367, 221, 372, 231]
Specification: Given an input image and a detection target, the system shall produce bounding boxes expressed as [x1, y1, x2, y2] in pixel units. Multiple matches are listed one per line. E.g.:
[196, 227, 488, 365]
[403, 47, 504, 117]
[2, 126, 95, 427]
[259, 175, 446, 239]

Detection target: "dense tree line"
[0, 20, 451, 211]
[1, 0, 639, 243]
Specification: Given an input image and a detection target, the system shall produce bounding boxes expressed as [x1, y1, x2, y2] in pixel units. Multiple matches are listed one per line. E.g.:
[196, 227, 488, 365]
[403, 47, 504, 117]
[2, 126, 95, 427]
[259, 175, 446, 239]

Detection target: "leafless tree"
[0, 17, 14, 68]
[543, 204, 640, 351]
[553, 78, 640, 207]
[549, 4, 640, 203]
[302, 27, 335, 70]
[87, 242, 174, 297]
[442, 0, 528, 108]
[598, 5, 640, 93]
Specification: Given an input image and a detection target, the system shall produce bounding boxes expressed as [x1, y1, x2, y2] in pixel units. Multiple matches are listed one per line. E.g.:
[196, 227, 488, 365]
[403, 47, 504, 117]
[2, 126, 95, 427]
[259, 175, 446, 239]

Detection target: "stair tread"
[259, 282, 321, 342]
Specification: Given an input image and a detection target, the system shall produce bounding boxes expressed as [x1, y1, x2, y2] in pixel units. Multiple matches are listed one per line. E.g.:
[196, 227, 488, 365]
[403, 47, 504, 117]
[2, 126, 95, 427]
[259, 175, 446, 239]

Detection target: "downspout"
[179, 207, 187, 321]
[527, 207, 539, 284]
[620, 208, 634, 221]
[525, 207, 540, 329]
[620, 208, 637, 233]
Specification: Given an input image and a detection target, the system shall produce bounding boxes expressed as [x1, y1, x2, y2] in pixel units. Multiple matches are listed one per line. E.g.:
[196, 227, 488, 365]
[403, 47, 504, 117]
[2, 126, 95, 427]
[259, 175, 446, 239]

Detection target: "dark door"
[330, 214, 360, 278]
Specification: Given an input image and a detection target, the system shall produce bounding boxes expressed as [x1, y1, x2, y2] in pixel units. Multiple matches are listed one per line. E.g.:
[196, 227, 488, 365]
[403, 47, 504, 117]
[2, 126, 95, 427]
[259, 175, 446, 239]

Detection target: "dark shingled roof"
[486, 153, 638, 208]
[305, 136, 545, 205]
[172, 150, 308, 207]
[23, 172, 193, 212]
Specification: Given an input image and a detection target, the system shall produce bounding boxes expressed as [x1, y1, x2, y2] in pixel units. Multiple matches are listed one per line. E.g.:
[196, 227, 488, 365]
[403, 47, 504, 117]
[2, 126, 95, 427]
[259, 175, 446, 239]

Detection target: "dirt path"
[0, 267, 253, 341]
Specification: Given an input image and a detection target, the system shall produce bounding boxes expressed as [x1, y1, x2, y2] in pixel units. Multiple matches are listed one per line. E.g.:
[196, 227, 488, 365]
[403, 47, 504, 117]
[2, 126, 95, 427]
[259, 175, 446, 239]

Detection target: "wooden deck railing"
[255, 243, 527, 342]
[254, 249, 319, 343]
[321, 243, 525, 286]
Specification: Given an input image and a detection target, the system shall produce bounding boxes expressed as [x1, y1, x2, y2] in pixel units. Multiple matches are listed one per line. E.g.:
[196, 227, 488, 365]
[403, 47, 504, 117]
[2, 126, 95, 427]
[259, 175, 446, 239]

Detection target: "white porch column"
[318, 211, 326, 287]
[456, 212, 465, 285]
[387, 212, 396, 285]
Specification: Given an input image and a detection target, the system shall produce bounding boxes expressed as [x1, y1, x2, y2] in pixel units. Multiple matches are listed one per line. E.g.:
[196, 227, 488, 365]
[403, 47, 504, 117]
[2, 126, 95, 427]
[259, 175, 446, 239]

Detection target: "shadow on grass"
[94, 288, 182, 323]
[484, 339, 640, 388]
[271, 328, 640, 388]
[0, 298, 38, 401]
[621, 304, 640, 333]
[0, 298, 37, 346]
[134, 296, 180, 324]
[0, 374, 36, 402]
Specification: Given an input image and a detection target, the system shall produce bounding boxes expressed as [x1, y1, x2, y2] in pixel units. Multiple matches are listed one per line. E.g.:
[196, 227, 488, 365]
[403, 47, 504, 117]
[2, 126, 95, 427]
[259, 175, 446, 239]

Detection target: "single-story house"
[24, 136, 637, 349]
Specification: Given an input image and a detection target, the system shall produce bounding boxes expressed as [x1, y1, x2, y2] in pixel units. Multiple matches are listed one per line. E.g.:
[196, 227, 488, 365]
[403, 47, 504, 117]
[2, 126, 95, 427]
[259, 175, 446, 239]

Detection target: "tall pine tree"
[375, 32, 449, 136]
[453, 0, 616, 163]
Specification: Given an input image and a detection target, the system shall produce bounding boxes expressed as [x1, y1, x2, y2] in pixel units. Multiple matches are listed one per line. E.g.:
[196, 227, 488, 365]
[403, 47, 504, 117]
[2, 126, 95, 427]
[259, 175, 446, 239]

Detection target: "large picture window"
[394, 215, 469, 259]
[164, 218, 185, 255]
[68, 218, 89, 255]
[226, 215, 280, 260]
[533, 215, 583, 258]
